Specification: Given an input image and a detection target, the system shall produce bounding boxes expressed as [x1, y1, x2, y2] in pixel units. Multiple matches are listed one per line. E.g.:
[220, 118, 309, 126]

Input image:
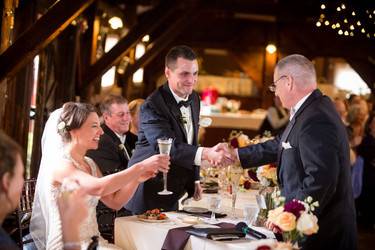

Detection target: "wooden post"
[0, 0, 17, 129]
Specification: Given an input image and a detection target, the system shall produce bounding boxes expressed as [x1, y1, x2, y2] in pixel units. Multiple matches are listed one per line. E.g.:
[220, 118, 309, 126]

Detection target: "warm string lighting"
[316, 1, 374, 39]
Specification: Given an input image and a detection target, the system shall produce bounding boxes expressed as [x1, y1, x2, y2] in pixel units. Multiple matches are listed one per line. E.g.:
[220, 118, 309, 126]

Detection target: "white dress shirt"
[170, 89, 203, 166]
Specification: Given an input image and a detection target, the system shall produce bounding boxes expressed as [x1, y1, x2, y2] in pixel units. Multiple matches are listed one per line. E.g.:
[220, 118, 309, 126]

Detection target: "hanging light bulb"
[350, 32, 354, 36]
[338, 30, 343, 35]
[332, 24, 336, 29]
[108, 16, 123, 29]
[344, 31, 349, 36]
[341, 4, 346, 9]
[324, 20, 330, 25]
[357, 21, 361, 26]
[350, 25, 355, 30]
[352, 11, 356, 16]
[337, 6, 341, 12]
[266, 44, 277, 54]
[361, 28, 365, 33]
[320, 14, 325, 19]
[321, 4, 326, 10]
[344, 19, 348, 23]
[316, 21, 322, 27]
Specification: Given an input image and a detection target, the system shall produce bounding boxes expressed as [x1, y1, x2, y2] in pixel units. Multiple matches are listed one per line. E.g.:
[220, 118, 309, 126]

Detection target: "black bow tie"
[177, 99, 192, 108]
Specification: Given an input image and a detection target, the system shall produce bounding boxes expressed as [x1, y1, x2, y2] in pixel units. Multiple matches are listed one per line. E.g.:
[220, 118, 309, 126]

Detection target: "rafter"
[83, 0, 177, 88]
[0, 0, 94, 83]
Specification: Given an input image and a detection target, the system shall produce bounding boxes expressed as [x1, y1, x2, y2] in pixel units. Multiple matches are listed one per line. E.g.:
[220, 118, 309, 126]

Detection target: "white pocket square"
[282, 141, 292, 149]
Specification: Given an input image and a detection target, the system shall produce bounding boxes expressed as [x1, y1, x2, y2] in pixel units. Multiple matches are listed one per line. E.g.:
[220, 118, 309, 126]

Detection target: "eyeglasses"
[268, 75, 287, 92]
[111, 111, 131, 118]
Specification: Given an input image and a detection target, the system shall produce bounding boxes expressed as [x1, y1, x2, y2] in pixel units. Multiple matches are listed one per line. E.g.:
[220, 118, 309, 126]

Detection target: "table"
[114, 191, 276, 250]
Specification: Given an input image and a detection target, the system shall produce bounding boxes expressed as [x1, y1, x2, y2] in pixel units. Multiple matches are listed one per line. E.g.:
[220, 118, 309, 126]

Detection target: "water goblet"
[209, 196, 222, 223]
[157, 138, 173, 195]
[243, 204, 259, 225]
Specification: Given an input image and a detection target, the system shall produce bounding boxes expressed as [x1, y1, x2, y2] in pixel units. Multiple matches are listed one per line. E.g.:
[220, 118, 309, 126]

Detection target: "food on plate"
[137, 209, 167, 220]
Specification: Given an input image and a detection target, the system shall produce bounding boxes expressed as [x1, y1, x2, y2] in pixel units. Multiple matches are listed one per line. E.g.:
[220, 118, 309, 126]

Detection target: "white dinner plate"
[137, 216, 170, 223]
[183, 206, 209, 214]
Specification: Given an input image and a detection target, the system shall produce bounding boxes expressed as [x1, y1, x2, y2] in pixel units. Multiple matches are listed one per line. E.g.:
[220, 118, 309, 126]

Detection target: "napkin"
[161, 222, 234, 250]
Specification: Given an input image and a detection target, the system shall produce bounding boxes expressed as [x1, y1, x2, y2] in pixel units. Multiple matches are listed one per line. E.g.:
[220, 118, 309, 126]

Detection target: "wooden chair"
[15, 179, 37, 248]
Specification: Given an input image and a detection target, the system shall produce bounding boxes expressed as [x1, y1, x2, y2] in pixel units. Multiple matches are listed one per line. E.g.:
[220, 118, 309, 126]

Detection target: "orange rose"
[267, 206, 284, 223]
[274, 212, 296, 232]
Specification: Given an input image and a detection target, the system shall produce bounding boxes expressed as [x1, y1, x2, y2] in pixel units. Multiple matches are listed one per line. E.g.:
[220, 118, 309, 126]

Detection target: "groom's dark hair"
[165, 45, 197, 70]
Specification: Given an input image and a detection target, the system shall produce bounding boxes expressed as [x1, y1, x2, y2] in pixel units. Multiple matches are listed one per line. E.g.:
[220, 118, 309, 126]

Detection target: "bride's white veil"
[30, 108, 64, 249]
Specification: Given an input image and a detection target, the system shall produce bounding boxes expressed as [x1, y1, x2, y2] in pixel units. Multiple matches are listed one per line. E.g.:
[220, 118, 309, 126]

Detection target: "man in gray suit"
[232, 54, 357, 250]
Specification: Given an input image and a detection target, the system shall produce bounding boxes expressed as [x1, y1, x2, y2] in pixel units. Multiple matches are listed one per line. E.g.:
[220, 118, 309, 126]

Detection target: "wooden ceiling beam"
[0, 0, 94, 83]
[83, 0, 177, 87]
[123, 9, 194, 80]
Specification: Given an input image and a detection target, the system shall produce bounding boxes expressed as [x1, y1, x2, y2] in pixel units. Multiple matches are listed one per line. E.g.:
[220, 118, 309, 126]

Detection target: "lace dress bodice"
[48, 156, 122, 250]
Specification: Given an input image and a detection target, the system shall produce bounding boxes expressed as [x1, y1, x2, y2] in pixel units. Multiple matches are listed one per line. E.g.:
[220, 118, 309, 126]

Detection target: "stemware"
[209, 196, 222, 223]
[229, 164, 243, 218]
[157, 138, 173, 195]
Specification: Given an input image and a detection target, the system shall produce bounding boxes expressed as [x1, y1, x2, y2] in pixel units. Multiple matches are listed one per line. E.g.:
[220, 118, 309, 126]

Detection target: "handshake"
[202, 143, 239, 167]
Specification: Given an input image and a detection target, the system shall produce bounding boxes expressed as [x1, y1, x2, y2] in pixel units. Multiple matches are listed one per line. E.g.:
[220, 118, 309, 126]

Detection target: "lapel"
[160, 83, 188, 141]
[102, 124, 128, 161]
[190, 93, 200, 145]
[276, 89, 323, 182]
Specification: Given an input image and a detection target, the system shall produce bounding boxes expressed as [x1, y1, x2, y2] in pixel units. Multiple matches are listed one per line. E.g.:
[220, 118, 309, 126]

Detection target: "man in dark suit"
[126, 45, 232, 214]
[232, 54, 357, 250]
[87, 94, 137, 240]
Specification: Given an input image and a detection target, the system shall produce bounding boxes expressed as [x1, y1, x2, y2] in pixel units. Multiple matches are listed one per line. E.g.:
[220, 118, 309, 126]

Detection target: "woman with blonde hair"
[128, 98, 145, 135]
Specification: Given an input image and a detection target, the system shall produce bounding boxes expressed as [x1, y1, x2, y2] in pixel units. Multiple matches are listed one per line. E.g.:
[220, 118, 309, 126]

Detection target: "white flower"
[57, 121, 66, 131]
[296, 212, 319, 235]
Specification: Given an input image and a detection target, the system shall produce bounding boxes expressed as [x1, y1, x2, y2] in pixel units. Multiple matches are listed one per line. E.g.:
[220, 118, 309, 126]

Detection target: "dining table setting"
[114, 187, 278, 250]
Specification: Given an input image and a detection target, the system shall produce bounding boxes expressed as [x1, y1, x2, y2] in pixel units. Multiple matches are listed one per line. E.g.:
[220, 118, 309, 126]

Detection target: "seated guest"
[30, 103, 170, 249]
[128, 98, 145, 136]
[0, 131, 87, 250]
[87, 95, 138, 239]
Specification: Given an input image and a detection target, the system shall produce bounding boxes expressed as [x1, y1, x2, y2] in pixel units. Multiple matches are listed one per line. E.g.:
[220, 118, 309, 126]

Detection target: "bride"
[30, 102, 170, 250]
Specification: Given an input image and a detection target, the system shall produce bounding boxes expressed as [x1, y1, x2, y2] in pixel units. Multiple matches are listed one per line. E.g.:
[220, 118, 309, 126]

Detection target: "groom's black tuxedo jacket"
[126, 83, 201, 214]
[238, 89, 357, 250]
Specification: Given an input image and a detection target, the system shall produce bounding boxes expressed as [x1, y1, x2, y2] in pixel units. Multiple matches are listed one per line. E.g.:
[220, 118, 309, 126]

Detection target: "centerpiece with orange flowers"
[267, 194, 319, 248]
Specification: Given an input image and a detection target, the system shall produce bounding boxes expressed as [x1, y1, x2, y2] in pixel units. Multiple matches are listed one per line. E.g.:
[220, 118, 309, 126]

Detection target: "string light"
[316, 1, 374, 40]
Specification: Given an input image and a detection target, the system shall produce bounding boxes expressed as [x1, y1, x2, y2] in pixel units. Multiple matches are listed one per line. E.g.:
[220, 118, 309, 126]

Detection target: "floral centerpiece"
[267, 193, 319, 248]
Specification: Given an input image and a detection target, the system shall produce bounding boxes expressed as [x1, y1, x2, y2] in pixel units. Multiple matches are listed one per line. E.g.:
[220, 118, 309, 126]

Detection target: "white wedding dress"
[30, 108, 122, 250]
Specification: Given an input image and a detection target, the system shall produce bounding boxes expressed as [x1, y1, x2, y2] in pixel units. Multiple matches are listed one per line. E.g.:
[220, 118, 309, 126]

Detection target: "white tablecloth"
[115, 190, 276, 250]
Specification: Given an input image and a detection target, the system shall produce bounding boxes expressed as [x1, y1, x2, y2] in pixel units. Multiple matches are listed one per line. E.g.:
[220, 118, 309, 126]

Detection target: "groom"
[126, 45, 232, 214]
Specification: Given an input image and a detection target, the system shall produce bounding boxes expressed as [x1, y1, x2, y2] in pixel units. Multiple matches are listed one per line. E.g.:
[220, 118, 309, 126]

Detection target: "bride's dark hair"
[58, 102, 96, 142]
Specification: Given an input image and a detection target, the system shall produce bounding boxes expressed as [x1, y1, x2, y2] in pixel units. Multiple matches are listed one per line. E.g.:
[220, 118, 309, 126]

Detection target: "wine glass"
[157, 138, 173, 195]
[209, 196, 222, 223]
[229, 164, 243, 219]
[243, 204, 259, 225]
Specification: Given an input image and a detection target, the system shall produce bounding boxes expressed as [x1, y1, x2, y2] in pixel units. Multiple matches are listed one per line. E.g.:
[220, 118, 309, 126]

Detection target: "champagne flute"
[229, 164, 243, 218]
[157, 138, 173, 195]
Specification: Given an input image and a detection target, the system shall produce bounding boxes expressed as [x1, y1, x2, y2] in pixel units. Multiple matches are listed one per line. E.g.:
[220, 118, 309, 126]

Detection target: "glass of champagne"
[157, 138, 173, 195]
[229, 164, 243, 219]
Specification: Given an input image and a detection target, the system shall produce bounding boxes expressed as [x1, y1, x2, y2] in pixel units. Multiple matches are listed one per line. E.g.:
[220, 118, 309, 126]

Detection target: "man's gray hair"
[276, 54, 317, 89]
[100, 95, 128, 114]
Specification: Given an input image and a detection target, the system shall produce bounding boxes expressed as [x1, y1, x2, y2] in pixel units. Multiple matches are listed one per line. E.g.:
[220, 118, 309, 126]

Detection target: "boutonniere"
[179, 114, 188, 125]
[118, 143, 125, 151]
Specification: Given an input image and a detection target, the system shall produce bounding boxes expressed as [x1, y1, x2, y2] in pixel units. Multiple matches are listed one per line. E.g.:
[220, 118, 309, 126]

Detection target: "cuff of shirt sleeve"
[194, 147, 203, 166]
